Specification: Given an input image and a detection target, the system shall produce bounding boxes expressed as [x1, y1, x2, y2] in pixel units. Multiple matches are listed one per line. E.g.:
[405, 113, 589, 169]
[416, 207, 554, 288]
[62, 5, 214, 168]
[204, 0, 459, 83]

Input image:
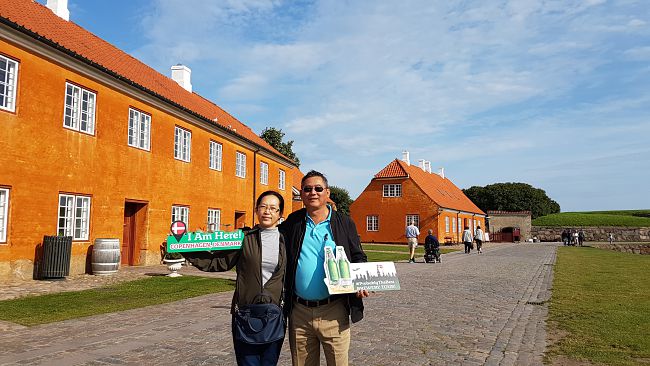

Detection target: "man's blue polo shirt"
[295, 206, 336, 301]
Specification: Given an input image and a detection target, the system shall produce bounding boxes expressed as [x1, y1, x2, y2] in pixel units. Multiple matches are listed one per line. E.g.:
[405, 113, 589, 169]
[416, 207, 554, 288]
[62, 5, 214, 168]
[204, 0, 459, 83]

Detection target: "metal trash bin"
[41, 235, 73, 279]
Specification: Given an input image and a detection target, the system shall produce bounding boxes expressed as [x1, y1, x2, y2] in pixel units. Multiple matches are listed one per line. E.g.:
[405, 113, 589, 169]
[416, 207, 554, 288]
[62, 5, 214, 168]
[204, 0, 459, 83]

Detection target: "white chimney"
[401, 151, 410, 166]
[425, 161, 432, 173]
[418, 159, 425, 170]
[437, 167, 445, 179]
[171, 64, 192, 92]
[47, 0, 70, 21]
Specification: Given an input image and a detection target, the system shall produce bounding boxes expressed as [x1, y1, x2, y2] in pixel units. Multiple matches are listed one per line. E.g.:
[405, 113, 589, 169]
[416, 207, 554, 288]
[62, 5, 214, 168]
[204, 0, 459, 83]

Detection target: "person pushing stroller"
[424, 229, 441, 263]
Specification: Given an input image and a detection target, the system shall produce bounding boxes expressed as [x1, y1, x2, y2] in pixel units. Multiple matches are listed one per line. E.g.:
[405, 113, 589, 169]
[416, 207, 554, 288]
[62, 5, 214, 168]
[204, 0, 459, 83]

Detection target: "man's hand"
[356, 289, 370, 298]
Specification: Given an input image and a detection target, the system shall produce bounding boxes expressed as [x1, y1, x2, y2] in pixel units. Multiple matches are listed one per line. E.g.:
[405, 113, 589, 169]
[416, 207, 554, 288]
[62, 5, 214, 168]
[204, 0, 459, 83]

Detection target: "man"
[280, 170, 369, 366]
[424, 229, 441, 263]
[405, 221, 420, 263]
[475, 225, 484, 254]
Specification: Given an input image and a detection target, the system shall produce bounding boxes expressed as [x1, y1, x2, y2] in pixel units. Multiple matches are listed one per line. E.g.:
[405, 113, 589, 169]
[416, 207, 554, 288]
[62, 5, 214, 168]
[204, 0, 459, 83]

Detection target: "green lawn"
[547, 247, 650, 365]
[363, 243, 456, 262]
[532, 211, 650, 227]
[0, 276, 235, 326]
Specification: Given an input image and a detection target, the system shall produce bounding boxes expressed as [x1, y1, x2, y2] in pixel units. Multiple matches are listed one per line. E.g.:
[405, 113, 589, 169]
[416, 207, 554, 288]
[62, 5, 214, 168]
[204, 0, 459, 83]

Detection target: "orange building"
[0, 1, 297, 281]
[350, 153, 485, 244]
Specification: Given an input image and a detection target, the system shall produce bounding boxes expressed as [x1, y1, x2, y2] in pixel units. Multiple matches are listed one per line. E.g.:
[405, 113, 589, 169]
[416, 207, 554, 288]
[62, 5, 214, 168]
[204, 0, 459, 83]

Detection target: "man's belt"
[294, 294, 344, 308]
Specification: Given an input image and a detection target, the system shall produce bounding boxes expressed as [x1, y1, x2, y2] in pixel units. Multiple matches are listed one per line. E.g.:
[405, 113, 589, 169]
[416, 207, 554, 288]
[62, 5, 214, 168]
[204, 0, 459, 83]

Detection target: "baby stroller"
[424, 237, 441, 263]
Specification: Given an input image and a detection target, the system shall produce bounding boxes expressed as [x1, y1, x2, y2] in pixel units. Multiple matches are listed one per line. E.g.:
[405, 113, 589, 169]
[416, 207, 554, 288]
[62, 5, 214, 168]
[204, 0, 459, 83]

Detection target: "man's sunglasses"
[302, 186, 325, 193]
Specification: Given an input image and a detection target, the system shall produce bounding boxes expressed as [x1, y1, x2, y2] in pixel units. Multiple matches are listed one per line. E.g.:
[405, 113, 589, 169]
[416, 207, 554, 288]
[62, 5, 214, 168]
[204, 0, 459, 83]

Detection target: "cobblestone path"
[0, 242, 556, 365]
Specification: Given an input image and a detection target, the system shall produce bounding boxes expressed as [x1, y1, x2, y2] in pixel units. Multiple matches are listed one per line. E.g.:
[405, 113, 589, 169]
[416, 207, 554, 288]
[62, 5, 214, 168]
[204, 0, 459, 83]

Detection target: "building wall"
[488, 213, 532, 241]
[350, 178, 439, 244]
[0, 38, 293, 281]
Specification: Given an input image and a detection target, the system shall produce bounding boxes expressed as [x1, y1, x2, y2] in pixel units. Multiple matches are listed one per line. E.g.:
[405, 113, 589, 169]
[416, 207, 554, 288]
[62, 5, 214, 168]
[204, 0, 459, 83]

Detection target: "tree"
[328, 185, 353, 216]
[463, 183, 560, 219]
[260, 127, 300, 166]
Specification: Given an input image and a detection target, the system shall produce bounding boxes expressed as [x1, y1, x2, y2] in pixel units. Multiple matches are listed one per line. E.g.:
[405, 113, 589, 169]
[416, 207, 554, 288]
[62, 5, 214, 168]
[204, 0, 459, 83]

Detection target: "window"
[57, 194, 91, 240]
[0, 188, 8, 242]
[209, 140, 222, 171]
[128, 108, 151, 150]
[452, 217, 456, 233]
[383, 184, 402, 197]
[207, 208, 221, 232]
[367, 215, 379, 231]
[63, 83, 96, 134]
[474, 219, 477, 231]
[260, 162, 269, 185]
[406, 214, 419, 228]
[172, 205, 189, 226]
[0, 55, 18, 112]
[174, 126, 191, 162]
[445, 217, 450, 233]
[458, 218, 463, 233]
[236, 151, 246, 178]
[279, 169, 286, 190]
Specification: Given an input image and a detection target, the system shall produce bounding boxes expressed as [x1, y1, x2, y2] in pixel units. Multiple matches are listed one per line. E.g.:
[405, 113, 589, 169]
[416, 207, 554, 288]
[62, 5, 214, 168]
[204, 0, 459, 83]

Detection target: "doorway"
[234, 211, 247, 229]
[123, 201, 147, 266]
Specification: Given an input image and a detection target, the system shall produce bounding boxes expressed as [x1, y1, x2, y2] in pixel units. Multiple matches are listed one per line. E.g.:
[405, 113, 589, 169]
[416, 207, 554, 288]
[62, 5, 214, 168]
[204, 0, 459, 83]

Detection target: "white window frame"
[406, 214, 419, 228]
[445, 217, 450, 233]
[0, 188, 9, 243]
[452, 217, 456, 233]
[0, 55, 18, 112]
[383, 184, 402, 197]
[63, 82, 96, 135]
[458, 218, 463, 233]
[279, 169, 286, 190]
[260, 162, 269, 185]
[174, 126, 192, 162]
[127, 108, 151, 151]
[172, 205, 189, 227]
[209, 140, 222, 171]
[207, 208, 221, 232]
[236, 151, 246, 178]
[366, 215, 379, 232]
[57, 194, 91, 240]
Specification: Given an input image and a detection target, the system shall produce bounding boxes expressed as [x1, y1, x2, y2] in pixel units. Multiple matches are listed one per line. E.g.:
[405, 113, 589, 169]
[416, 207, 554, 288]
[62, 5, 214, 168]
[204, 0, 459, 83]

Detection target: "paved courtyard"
[0, 242, 557, 365]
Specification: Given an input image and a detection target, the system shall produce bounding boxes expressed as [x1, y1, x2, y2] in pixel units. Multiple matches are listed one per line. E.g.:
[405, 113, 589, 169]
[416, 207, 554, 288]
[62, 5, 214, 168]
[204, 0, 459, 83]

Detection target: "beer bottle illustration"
[336, 246, 352, 286]
[325, 246, 339, 285]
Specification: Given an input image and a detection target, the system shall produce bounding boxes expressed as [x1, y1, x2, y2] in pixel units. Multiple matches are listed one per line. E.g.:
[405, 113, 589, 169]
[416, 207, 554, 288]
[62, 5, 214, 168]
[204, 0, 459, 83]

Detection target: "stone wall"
[531, 226, 650, 242]
[588, 243, 650, 255]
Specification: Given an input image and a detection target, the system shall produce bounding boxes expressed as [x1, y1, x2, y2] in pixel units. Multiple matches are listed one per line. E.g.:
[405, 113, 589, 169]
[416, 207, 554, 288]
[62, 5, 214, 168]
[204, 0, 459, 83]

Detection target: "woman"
[183, 190, 286, 366]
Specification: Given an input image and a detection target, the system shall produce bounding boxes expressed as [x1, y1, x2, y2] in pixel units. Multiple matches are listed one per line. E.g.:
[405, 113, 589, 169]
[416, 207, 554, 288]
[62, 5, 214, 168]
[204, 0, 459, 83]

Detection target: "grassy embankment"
[363, 243, 457, 262]
[548, 246, 650, 365]
[533, 209, 650, 227]
[0, 276, 235, 326]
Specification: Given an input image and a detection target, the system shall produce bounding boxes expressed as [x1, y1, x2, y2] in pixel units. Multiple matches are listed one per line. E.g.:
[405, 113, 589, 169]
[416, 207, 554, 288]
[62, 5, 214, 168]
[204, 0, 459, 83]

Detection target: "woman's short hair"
[256, 190, 285, 215]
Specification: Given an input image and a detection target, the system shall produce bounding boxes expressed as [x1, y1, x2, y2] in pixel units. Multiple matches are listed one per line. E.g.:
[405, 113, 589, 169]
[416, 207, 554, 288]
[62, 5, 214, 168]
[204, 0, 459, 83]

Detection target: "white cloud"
[126, 0, 650, 210]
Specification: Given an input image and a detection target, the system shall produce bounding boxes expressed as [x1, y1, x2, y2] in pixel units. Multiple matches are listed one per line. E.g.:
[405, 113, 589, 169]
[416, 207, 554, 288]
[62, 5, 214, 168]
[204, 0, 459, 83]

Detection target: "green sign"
[167, 230, 245, 253]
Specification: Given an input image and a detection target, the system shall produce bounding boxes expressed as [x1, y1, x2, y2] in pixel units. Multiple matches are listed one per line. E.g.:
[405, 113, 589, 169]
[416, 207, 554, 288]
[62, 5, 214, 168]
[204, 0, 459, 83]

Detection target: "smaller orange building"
[350, 153, 485, 244]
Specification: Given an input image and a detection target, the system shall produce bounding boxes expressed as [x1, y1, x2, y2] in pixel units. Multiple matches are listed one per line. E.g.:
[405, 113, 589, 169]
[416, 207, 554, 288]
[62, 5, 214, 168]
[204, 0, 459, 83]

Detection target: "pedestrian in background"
[405, 221, 420, 263]
[462, 226, 473, 254]
[474, 225, 484, 254]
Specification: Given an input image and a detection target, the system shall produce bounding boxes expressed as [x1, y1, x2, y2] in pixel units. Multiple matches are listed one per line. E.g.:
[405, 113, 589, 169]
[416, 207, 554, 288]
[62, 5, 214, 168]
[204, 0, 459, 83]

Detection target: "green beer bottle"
[326, 247, 339, 285]
[337, 247, 351, 279]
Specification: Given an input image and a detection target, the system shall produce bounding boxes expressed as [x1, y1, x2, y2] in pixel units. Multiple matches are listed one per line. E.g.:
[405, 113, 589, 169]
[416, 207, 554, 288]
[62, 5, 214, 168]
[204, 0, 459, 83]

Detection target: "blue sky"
[47, 0, 650, 211]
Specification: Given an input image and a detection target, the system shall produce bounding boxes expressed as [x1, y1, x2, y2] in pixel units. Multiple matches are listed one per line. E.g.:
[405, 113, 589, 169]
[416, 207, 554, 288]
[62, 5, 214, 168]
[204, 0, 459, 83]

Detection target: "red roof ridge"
[374, 159, 409, 178]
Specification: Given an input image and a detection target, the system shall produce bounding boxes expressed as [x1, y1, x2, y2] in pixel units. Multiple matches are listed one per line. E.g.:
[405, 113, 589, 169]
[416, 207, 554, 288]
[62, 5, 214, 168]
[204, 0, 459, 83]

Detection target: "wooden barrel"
[92, 238, 121, 275]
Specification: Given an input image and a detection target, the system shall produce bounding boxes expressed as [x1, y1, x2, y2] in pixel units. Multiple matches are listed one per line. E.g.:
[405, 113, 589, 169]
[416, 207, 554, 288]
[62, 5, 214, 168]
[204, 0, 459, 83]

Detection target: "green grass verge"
[548, 247, 650, 365]
[532, 212, 650, 227]
[364, 244, 456, 262]
[0, 276, 235, 326]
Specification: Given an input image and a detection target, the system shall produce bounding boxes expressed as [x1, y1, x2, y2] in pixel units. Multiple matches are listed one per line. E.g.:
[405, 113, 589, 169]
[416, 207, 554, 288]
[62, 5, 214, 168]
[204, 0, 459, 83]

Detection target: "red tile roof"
[0, 0, 291, 164]
[374, 160, 408, 178]
[376, 159, 485, 214]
